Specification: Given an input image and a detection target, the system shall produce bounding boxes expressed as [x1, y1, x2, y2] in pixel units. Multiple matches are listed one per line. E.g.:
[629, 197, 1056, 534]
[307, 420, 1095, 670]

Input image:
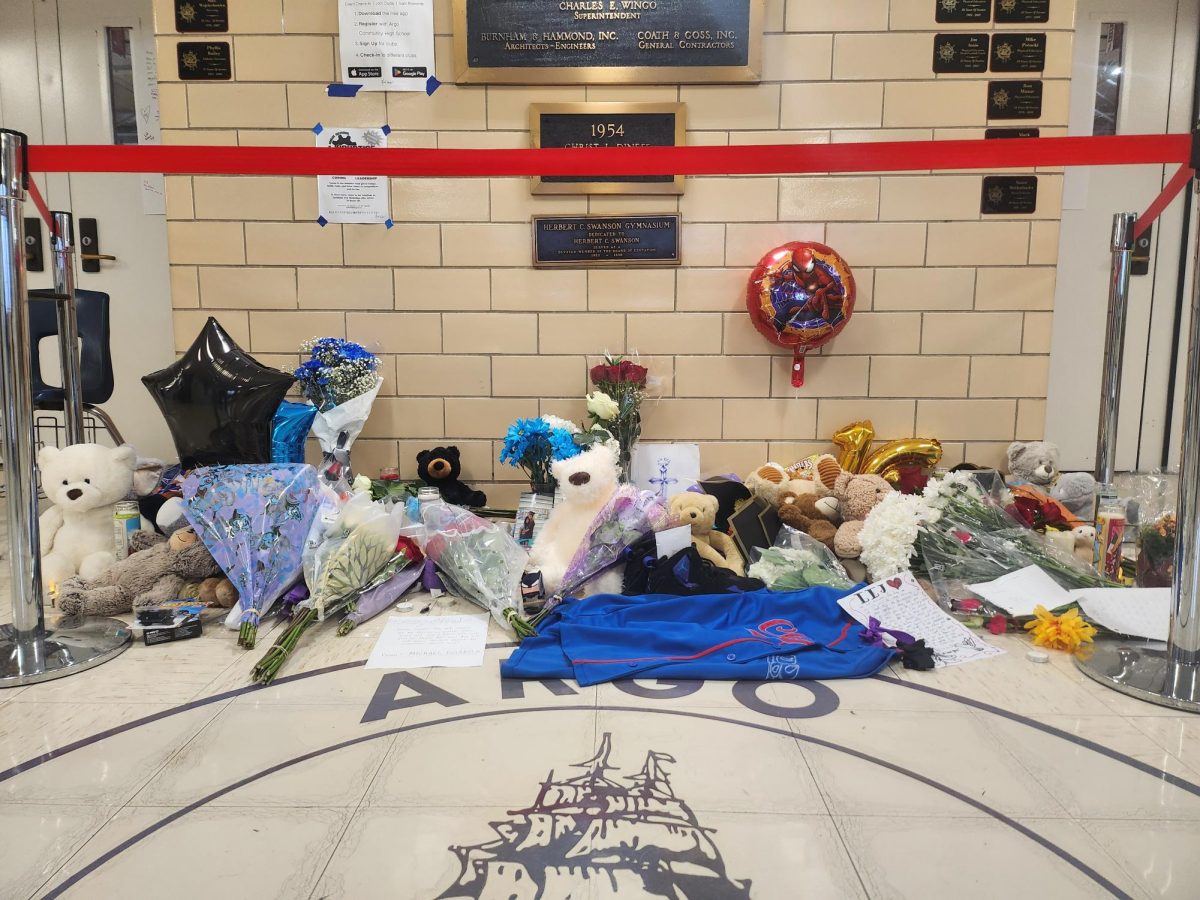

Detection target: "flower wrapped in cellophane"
[337, 536, 424, 635]
[421, 500, 534, 637]
[182, 464, 321, 649]
[749, 526, 855, 592]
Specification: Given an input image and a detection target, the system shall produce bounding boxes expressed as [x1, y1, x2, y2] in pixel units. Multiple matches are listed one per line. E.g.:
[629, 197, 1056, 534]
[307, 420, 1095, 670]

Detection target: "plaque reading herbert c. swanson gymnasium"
[533, 215, 681, 268]
[453, 0, 763, 84]
[531, 102, 685, 195]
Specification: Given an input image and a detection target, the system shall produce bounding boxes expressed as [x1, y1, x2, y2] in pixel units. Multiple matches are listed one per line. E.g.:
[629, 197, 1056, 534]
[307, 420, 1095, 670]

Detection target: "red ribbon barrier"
[26, 133, 1192, 178]
[1135, 163, 1196, 241]
[24, 176, 53, 229]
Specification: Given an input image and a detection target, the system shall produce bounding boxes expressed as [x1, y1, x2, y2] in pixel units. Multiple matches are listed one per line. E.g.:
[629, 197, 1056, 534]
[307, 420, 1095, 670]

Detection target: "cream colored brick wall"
[153, 0, 1074, 505]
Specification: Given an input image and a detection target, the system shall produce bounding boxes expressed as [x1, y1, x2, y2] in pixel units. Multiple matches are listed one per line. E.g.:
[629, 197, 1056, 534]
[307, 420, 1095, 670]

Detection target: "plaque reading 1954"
[533, 215, 680, 268]
[453, 0, 763, 84]
[531, 102, 685, 195]
[177, 41, 231, 80]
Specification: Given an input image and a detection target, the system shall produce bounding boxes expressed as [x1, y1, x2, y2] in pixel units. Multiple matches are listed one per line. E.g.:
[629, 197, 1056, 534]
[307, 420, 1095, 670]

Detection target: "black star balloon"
[143, 317, 295, 468]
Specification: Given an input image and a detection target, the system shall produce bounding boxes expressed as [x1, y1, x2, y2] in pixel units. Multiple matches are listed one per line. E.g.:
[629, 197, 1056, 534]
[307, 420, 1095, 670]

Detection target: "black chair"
[28, 288, 124, 445]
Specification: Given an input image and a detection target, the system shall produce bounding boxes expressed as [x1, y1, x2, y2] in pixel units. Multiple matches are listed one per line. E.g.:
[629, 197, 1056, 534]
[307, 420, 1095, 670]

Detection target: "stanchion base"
[1075, 640, 1200, 713]
[0, 615, 131, 687]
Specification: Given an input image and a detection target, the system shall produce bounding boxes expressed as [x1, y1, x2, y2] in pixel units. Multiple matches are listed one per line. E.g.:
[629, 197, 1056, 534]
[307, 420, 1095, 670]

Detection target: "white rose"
[586, 391, 619, 421]
[351, 474, 373, 494]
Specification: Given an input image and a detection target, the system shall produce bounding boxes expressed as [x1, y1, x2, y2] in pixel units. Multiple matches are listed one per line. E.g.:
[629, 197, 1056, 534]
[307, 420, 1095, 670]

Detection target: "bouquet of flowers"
[181, 464, 320, 649]
[293, 338, 383, 488]
[588, 355, 648, 482]
[1136, 513, 1176, 588]
[749, 526, 855, 592]
[421, 500, 534, 636]
[499, 416, 581, 491]
[337, 536, 424, 635]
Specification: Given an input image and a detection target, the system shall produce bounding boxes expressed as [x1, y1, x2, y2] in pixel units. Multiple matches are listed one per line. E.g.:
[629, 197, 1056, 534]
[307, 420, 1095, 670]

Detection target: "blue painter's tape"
[317, 216, 328, 227]
[381, 125, 392, 135]
[385, 219, 395, 229]
[425, 76, 442, 96]
[327, 83, 363, 97]
[312, 123, 324, 134]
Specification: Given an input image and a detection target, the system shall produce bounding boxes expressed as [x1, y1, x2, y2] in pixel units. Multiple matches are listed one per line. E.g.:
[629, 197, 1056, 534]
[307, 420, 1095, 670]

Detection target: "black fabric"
[622, 535, 766, 596]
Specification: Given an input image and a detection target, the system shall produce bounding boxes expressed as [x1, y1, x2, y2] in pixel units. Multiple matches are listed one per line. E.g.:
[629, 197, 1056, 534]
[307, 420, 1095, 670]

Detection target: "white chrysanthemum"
[859, 491, 934, 581]
[540, 414, 581, 435]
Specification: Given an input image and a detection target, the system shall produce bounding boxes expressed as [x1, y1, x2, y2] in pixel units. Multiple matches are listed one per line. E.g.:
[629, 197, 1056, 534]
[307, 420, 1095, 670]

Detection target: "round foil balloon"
[746, 241, 856, 387]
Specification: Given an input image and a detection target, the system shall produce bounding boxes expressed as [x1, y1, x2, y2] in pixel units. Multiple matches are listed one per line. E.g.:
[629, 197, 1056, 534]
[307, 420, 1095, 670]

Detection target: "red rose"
[590, 363, 617, 384]
[986, 615, 1008, 635]
[621, 362, 649, 385]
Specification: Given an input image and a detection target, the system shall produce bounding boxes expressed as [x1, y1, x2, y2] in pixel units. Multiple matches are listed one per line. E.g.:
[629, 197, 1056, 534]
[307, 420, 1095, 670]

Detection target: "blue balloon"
[271, 400, 317, 464]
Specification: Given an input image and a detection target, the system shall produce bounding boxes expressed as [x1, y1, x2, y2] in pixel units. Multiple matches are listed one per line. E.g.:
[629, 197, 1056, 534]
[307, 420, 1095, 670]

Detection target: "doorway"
[0, 0, 176, 461]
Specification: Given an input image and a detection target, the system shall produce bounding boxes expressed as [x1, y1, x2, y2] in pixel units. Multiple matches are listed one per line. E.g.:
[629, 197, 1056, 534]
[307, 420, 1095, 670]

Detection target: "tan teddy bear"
[669, 492, 746, 576]
[777, 489, 838, 551]
[831, 471, 894, 560]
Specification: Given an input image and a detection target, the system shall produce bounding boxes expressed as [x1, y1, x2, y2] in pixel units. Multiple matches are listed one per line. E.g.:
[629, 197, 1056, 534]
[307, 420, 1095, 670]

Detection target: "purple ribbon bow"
[860, 616, 916, 648]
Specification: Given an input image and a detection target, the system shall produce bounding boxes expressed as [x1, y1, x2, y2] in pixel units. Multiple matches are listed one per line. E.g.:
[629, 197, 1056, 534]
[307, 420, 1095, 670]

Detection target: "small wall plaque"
[987, 80, 1043, 119]
[935, 0, 991, 23]
[985, 127, 1041, 138]
[174, 0, 228, 33]
[177, 41, 231, 80]
[533, 215, 681, 268]
[994, 0, 1051, 24]
[981, 175, 1038, 214]
[990, 33, 1047, 72]
[933, 34, 990, 73]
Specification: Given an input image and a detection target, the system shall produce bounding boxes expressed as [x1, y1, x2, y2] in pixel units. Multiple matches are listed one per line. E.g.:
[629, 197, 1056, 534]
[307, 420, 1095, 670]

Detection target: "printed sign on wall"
[338, 0, 435, 91]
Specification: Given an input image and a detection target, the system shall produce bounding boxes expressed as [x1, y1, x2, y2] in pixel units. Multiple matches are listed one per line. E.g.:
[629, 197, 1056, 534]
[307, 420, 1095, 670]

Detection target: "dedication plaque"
[990, 33, 1046, 71]
[934, 0, 991, 23]
[985, 127, 1041, 138]
[176, 41, 232, 80]
[994, 0, 1051, 24]
[174, 0, 228, 32]
[933, 34, 989, 73]
[531, 102, 685, 195]
[981, 175, 1038, 214]
[987, 80, 1043, 119]
[453, 0, 763, 84]
[533, 214, 681, 267]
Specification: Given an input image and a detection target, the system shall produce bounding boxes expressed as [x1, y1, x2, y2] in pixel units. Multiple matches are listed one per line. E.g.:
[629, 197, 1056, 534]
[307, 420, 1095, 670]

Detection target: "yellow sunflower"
[1024, 605, 1097, 652]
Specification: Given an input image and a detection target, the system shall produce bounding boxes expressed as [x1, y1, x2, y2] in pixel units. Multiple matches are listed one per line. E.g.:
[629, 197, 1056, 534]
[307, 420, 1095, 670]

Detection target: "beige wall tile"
[159, 83, 187, 128]
[226, 0, 283, 31]
[193, 176, 293, 220]
[343, 223, 441, 266]
[283, 0, 338, 33]
[392, 178, 489, 222]
[641, 399, 725, 440]
[188, 84, 288, 128]
[588, 270, 676, 312]
[884, 82, 988, 128]
[626, 313, 722, 355]
[922, 312, 1024, 355]
[170, 266, 200, 308]
[361, 399, 443, 440]
[764, 0, 785, 30]
[387, 87, 487, 131]
[723, 311, 775, 356]
[916, 400, 1018, 441]
[762, 33, 833, 81]
[445, 399, 540, 439]
[827, 312, 921, 355]
[162, 129, 238, 145]
[826, 223, 926, 267]
[871, 356, 969, 398]
[681, 178, 778, 223]
[1016, 399, 1047, 440]
[393, 268, 488, 310]
[679, 84, 782, 130]
[1022, 312, 1054, 354]
[167, 221, 245, 265]
[246, 222, 343, 265]
[248, 310, 343, 353]
[487, 86, 586, 130]
[722, 399, 818, 441]
[729, 130, 830, 146]
[347, 312, 442, 352]
[493, 356, 585, 398]
[697, 442, 772, 478]
[442, 313, 536, 354]
[971, 355, 1049, 398]
[975, 267, 1056, 310]
[726, 223, 825, 267]
[442, 224, 529, 267]
[339, 439, 399, 475]
[539, 313, 625, 355]
[769, 442, 837, 465]
[816, 400, 915, 440]
[292, 177, 318, 221]
[780, 83, 884, 129]
[234, 35, 333, 81]
[833, 33, 934, 80]
[675, 356, 772, 398]
[779, 177, 879, 222]
[395, 355, 490, 396]
[164, 176, 193, 219]
[199, 267, 296, 309]
[677, 269, 745, 312]
[243, 130, 315, 148]
[300, 267, 394, 309]
[174, 310, 249, 351]
[493, 269, 587, 311]
[927, 222, 1030, 266]
[786, 0, 888, 31]
[1029, 221, 1060, 265]
[770, 355, 871, 397]
[879, 176, 981, 222]
[490, 179, 587, 222]
[286, 84, 386, 128]
[682, 224, 727, 267]
[874, 268, 975, 311]
[588, 195, 680, 216]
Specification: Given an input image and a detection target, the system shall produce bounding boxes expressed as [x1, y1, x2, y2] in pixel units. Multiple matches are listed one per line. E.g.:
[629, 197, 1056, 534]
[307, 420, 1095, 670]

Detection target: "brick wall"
[154, 0, 1075, 505]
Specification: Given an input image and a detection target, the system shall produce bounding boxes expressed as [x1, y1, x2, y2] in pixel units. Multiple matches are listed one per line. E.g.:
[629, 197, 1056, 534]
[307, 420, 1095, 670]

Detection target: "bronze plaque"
[533, 215, 681, 268]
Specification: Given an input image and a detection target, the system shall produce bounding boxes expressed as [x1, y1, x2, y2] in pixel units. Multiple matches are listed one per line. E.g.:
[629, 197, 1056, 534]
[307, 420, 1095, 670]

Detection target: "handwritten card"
[1075, 588, 1171, 641]
[366, 613, 488, 670]
[968, 565, 1074, 617]
[838, 572, 1004, 668]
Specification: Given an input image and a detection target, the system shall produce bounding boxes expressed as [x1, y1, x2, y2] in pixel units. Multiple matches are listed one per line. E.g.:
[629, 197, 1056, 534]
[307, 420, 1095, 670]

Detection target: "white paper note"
[1076, 588, 1171, 641]
[655, 525, 694, 560]
[366, 613, 488, 669]
[338, 0, 435, 92]
[316, 127, 391, 224]
[838, 572, 1004, 668]
[968, 565, 1074, 617]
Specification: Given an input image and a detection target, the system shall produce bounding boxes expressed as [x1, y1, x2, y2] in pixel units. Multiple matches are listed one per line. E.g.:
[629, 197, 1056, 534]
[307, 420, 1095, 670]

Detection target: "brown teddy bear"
[831, 471, 894, 560]
[669, 492, 746, 576]
[777, 489, 837, 551]
[56, 527, 230, 617]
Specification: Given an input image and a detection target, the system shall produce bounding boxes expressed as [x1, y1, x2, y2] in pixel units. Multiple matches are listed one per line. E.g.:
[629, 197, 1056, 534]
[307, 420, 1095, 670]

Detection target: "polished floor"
[2, 577, 1199, 900]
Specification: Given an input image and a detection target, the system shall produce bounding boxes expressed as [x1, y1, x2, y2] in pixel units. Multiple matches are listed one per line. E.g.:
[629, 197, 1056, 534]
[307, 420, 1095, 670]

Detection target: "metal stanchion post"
[0, 128, 130, 687]
[1094, 212, 1137, 485]
[50, 211, 85, 445]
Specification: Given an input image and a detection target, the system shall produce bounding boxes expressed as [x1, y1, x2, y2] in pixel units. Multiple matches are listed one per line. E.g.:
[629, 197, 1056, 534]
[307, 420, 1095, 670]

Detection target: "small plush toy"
[528, 443, 620, 595]
[1006, 440, 1060, 486]
[39, 443, 141, 585]
[668, 492, 745, 576]
[831, 471, 894, 560]
[1051, 471, 1098, 518]
[56, 527, 224, 617]
[416, 446, 487, 508]
[744, 462, 791, 507]
[1072, 525, 1097, 564]
[777, 489, 837, 551]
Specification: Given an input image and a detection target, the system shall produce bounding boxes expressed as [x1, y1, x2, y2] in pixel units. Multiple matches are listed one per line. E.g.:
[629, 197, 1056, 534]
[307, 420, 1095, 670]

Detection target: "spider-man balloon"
[746, 241, 856, 387]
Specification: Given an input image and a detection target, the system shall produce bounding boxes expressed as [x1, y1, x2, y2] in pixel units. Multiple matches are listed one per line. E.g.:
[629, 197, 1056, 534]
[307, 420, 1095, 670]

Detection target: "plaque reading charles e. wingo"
[533, 215, 681, 268]
[933, 34, 989, 73]
[174, 0, 228, 33]
[453, 0, 763, 84]
[531, 102, 685, 195]
[981, 175, 1038, 214]
[990, 33, 1046, 71]
[176, 41, 231, 80]
[935, 0, 991, 23]
[994, 0, 1051, 24]
[987, 80, 1043, 119]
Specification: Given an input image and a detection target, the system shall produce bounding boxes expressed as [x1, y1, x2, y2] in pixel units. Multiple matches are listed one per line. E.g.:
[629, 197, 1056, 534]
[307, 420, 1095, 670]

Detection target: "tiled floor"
[2, 587, 1198, 900]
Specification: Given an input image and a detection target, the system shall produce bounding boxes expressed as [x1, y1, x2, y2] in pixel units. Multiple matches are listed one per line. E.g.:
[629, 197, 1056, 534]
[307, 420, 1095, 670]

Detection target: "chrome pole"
[1094, 212, 1137, 484]
[0, 129, 130, 687]
[50, 210, 85, 445]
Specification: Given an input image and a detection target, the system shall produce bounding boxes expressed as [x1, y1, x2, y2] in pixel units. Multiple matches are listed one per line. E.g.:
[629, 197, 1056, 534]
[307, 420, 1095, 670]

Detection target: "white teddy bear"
[39, 443, 139, 585]
[528, 442, 620, 596]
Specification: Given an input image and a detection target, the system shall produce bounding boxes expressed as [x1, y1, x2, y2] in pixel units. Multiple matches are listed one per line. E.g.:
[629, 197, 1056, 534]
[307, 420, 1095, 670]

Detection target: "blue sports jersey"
[501, 586, 896, 686]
